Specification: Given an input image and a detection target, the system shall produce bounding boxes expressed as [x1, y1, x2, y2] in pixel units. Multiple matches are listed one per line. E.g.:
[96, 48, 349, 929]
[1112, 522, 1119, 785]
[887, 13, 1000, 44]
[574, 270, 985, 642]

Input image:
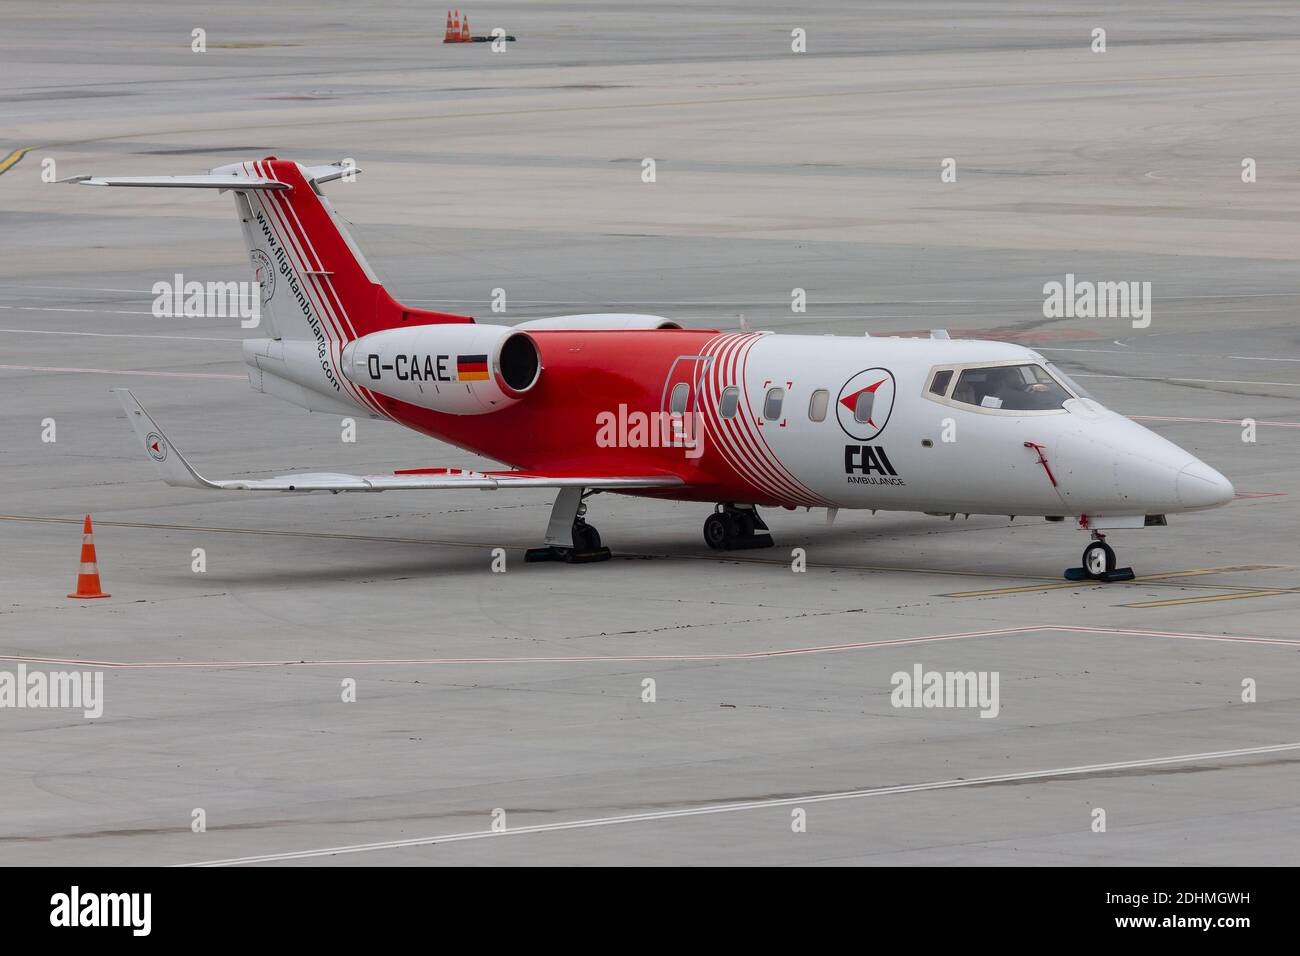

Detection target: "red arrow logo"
[840, 378, 887, 426]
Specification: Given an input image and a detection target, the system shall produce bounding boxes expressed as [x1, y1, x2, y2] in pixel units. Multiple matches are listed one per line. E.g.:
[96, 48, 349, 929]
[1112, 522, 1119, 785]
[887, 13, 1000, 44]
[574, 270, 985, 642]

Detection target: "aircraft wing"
[113, 388, 682, 493]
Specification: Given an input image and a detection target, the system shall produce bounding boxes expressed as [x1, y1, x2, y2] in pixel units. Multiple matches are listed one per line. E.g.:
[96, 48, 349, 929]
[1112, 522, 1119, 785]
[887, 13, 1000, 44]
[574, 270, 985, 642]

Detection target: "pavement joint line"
[177, 741, 1300, 866]
[65, 66, 1300, 145]
[0, 515, 1291, 588]
[4, 624, 1297, 671]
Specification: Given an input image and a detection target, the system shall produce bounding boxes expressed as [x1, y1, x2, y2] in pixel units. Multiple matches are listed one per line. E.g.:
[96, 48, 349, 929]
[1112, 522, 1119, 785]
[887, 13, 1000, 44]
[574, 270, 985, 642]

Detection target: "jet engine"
[341, 324, 540, 415]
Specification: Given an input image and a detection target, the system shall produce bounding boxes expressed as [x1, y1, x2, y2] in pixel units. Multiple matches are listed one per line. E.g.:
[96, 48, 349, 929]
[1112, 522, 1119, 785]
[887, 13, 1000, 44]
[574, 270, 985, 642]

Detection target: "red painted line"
[1023, 441, 1058, 487]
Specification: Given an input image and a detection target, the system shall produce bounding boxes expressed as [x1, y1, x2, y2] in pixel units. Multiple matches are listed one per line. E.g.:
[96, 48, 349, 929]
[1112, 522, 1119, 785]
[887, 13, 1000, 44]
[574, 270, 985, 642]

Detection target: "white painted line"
[1074, 372, 1300, 388]
[0, 327, 241, 343]
[6, 285, 1298, 305]
[0, 363, 244, 380]
[1130, 414, 1300, 428]
[181, 742, 1300, 866]
[1043, 346, 1300, 364]
[0, 304, 155, 316]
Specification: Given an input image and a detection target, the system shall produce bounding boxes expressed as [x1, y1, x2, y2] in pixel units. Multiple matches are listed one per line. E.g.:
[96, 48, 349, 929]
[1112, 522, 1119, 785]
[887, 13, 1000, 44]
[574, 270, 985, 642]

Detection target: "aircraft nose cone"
[1176, 460, 1234, 510]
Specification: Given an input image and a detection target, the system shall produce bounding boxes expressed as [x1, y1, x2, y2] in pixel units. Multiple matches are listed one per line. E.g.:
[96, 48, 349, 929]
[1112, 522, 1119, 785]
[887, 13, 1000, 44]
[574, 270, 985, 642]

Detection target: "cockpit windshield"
[950, 363, 1073, 411]
[1044, 362, 1092, 400]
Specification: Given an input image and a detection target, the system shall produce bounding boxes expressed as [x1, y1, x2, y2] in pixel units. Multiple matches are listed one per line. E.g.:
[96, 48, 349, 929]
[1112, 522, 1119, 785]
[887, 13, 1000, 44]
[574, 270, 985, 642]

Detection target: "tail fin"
[227, 158, 473, 343]
[75, 156, 473, 413]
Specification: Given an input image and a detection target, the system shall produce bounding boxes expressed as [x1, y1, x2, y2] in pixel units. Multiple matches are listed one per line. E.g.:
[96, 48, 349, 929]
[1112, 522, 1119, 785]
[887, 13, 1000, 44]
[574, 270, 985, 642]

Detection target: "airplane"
[73, 157, 1235, 581]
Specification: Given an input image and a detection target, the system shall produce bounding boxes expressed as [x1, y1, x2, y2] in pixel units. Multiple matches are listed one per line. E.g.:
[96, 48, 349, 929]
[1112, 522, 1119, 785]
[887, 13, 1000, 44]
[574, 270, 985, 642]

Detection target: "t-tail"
[72, 157, 474, 418]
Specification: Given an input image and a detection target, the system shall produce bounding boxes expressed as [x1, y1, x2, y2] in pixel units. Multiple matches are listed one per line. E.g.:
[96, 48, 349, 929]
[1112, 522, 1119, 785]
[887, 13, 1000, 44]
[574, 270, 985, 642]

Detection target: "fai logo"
[145, 432, 168, 462]
[836, 368, 896, 441]
[249, 248, 275, 303]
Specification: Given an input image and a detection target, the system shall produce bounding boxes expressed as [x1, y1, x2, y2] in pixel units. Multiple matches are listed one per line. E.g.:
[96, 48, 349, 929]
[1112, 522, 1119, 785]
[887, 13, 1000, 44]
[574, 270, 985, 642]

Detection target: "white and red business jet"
[75, 157, 1233, 579]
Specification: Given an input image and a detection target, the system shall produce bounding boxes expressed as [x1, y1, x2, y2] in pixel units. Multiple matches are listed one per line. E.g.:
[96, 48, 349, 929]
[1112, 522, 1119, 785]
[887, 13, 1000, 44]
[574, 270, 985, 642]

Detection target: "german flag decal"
[457, 354, 489, 382]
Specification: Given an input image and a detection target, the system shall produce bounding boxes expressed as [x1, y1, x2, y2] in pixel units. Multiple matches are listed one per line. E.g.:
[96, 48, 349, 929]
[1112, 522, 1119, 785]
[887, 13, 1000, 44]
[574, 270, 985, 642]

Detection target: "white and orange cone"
[68, 514, 110, 599]
[443, 10, 456, 42]
[461, 14, 471, 41]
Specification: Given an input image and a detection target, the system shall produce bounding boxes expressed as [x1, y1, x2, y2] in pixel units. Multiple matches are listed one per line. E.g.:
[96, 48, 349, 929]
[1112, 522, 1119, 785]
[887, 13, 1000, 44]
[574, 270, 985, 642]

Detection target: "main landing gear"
[526, 487, 612, 564]
[1064, 531, 1136, 583]
[703, 503, 774, 551]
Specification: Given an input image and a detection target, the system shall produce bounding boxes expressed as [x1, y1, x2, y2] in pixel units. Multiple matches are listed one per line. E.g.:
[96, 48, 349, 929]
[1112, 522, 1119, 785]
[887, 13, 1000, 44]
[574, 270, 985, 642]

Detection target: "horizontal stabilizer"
[71, 174, 289, 190]
[113, 388, 681, 493]
[301, 161, 362, 184]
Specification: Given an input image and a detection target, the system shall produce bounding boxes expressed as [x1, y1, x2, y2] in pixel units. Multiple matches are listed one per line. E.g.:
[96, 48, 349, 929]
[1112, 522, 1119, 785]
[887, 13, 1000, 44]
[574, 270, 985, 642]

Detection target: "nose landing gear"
[703, 504, 774, 551]
[1065, 531, 1136, 582]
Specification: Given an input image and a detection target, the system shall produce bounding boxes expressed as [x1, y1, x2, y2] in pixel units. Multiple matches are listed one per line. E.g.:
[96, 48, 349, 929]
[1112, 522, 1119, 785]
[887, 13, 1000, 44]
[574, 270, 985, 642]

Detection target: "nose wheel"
[1065, 532, 1136, 582]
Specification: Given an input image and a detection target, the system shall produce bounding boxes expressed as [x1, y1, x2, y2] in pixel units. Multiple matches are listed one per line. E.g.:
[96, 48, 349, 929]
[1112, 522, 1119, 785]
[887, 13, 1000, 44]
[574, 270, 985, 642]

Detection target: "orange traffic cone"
[443, 10, 455, 42]
[461, 14, 471, 41]
[448, 9, 461, 42]
[68, 514, 110, 599]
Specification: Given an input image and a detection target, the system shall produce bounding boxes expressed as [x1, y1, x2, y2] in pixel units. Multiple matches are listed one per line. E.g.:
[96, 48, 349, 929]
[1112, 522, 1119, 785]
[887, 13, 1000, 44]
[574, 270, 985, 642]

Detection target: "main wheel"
[572, 522, 601, 552]
[732, 512, 757, 537]
[703, 513, 734, 550]
[1082, 541, 1116, 578]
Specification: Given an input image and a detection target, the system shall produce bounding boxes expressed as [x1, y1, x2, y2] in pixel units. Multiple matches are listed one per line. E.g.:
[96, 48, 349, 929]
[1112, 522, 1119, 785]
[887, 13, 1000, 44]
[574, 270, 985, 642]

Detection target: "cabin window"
[928, 369, 953, 397]
[763, 387, 785, 421]
[808, 389, 829, 422]
[853, 389, 875, 423]
[719, 386, 740, 420]
[669, 382, 690, 415]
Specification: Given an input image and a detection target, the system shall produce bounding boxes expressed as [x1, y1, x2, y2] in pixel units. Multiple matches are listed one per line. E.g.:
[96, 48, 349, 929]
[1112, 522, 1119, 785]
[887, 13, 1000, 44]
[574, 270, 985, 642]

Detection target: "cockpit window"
[951, 364, 1072, 411]
[1044, 362, 1092, 400]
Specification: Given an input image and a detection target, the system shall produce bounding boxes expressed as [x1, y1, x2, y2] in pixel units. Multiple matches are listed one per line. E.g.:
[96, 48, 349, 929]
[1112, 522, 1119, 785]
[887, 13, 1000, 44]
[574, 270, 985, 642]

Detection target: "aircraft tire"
[1082, 541, 1116, 578]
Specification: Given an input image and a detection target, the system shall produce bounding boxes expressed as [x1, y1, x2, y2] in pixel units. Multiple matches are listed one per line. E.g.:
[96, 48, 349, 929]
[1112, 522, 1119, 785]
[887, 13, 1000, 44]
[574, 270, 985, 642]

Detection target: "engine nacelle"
[341, 324, 540, 415]
[512, 314, 681, 331]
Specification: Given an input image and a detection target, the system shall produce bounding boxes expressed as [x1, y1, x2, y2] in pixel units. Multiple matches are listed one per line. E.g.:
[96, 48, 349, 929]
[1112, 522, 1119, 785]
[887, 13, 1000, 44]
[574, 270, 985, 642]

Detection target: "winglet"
[111, 388, 220, 489]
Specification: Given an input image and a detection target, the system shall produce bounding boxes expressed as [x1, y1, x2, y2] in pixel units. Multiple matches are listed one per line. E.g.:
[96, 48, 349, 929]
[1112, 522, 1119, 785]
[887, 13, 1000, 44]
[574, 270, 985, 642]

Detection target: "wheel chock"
[1062, 566, 1135, 582]
[566, 546, 612, 564]
[525, 546, 564, 562]
[1099, 567, 1136, 582]
[525, 545, 611, 564]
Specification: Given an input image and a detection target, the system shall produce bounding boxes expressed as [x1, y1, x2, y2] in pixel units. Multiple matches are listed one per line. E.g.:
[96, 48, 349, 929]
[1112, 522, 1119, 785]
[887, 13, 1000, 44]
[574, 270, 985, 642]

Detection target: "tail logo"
[145, 432, 168, 462]
[249, 249, 275, 303]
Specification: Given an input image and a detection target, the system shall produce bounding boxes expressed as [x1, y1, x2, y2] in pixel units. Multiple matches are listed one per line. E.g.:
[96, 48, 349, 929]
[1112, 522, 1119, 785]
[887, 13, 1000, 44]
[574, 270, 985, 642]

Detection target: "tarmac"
[0, 1, 1297, 865]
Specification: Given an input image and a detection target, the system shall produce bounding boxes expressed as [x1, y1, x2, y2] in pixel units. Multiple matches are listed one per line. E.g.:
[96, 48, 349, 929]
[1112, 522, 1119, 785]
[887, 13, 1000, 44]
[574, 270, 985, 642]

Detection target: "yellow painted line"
[0, 147, 32, 177]
[1122, 590, 1294, 609]
[943, 565, 1292, 598]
